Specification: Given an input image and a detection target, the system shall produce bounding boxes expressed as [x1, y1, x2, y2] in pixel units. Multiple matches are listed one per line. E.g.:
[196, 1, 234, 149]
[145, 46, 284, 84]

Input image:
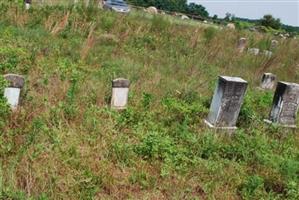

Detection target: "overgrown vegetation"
[260, 14, 282, 30]
[0, 2, 299, 199]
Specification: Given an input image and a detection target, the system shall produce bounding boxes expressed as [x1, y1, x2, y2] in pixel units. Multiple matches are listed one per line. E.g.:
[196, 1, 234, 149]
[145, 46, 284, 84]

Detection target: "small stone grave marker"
[111, 78, 130, 110]
[237, 37, 247, 53]
[271, 40, 278, 49]
[3, 74, 25, 110]
[248, 48, 260, 55]
[260, 73, 276, 90]
[25, 0, 31, 10]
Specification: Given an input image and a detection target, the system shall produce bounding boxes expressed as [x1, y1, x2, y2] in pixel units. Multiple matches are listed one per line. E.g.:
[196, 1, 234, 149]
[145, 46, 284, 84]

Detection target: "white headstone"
[226, 23, 235, 30]
[181, 15, 189, 20]
[205, 76, 248, 130]
[111, 78, 130, 110]
[4, 88, 21, 110]
[25, 3, 30, 10]
[146, 7, 158, 14]
[3, 74, 25, 110]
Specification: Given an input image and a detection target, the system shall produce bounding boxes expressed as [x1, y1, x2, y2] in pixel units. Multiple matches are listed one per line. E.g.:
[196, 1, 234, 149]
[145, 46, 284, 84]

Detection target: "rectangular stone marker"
[4, 88, 21, 109]
[111, 78, 130, 110]
[205, 76, 248, 130]
[265, 81, 299, 128]
[260, 73, 276, 90]
[3, 74, 25, 110]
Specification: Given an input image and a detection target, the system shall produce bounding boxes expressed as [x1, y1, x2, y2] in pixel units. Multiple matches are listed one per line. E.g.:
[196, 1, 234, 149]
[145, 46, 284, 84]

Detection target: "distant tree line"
[227, 13, 298, 33]
[260, 14, 281, 30]
[127, 0, 209, 17]
[127, 0, 298, 33]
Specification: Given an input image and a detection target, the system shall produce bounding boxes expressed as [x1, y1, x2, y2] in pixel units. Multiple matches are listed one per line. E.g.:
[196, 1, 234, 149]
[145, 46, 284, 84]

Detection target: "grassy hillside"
[1, 3, 299, 199]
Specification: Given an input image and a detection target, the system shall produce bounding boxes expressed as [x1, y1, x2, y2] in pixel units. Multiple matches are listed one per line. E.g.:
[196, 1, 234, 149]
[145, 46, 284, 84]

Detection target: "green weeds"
[0, 3, 299, 199]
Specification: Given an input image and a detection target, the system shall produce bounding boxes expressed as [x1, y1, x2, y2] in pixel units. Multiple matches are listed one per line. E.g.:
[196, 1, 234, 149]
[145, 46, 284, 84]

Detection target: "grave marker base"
[263, 119, 297, 129]
[204, 119, 237, 130]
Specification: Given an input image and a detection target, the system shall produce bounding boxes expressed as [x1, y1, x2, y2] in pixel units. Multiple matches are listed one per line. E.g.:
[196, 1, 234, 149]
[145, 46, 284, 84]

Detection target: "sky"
[188, 0, 299, 26]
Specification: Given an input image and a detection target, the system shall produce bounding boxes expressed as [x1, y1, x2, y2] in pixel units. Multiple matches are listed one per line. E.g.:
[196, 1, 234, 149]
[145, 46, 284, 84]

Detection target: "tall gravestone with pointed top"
[3, 74, 25, 110]
[111, 78, 130, 110]
[205, 76, 248, 130]
[260, 73, 276, 90]
[265, 81, 299, 128]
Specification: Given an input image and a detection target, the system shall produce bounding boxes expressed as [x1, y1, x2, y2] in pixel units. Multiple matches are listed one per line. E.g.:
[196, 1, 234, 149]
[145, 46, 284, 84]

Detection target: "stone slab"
[111, 87, 129, 110]
[4, 87, 21, 110]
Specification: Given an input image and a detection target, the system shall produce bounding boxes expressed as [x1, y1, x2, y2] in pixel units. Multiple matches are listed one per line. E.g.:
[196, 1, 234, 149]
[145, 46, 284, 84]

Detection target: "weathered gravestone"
[271, 40, 279, 49]
[237, 38, 247, 53]
[3, 74, 25, 110]
[111, 78, 130, 110]
[260, 73, 276, 90]
[25, 0, 31, 10]
[248, 48, 260, 56]
[204, 76, 248, 130]
[226, 23, 235, 30]
[265, 81, 299, 128]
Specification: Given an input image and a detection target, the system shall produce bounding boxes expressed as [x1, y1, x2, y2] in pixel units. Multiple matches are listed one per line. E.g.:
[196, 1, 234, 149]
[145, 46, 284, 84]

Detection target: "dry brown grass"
[1, 5, 299, 200]
[80, 23, 96, 60]
[51, 11, 70, 35]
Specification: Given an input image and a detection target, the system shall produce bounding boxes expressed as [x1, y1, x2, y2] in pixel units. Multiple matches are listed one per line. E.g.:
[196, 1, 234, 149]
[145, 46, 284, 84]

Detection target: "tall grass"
[0, 3, 299, 199]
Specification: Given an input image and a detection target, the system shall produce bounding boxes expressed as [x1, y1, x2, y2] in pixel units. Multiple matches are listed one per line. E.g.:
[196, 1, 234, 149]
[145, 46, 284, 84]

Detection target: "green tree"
[127, 0, 209, 17]
[186, 3, 209, 17]
[224, 12, 232, 21]
[260, 14, 281, 30]
[128, 0, 187, 12]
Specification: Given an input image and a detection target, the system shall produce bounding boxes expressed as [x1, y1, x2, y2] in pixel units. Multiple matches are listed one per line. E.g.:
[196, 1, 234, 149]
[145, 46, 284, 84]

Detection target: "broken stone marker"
[248, 48, 260, 56]
[204, 76, 248, 130]
[237, 38, 247, 53]
[3, 74, 25, 110]
[265, 81, 299, 128]
[260, 73, 276, 90]
[111, 78, 130, 110]
[263, 50, 273, 58]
